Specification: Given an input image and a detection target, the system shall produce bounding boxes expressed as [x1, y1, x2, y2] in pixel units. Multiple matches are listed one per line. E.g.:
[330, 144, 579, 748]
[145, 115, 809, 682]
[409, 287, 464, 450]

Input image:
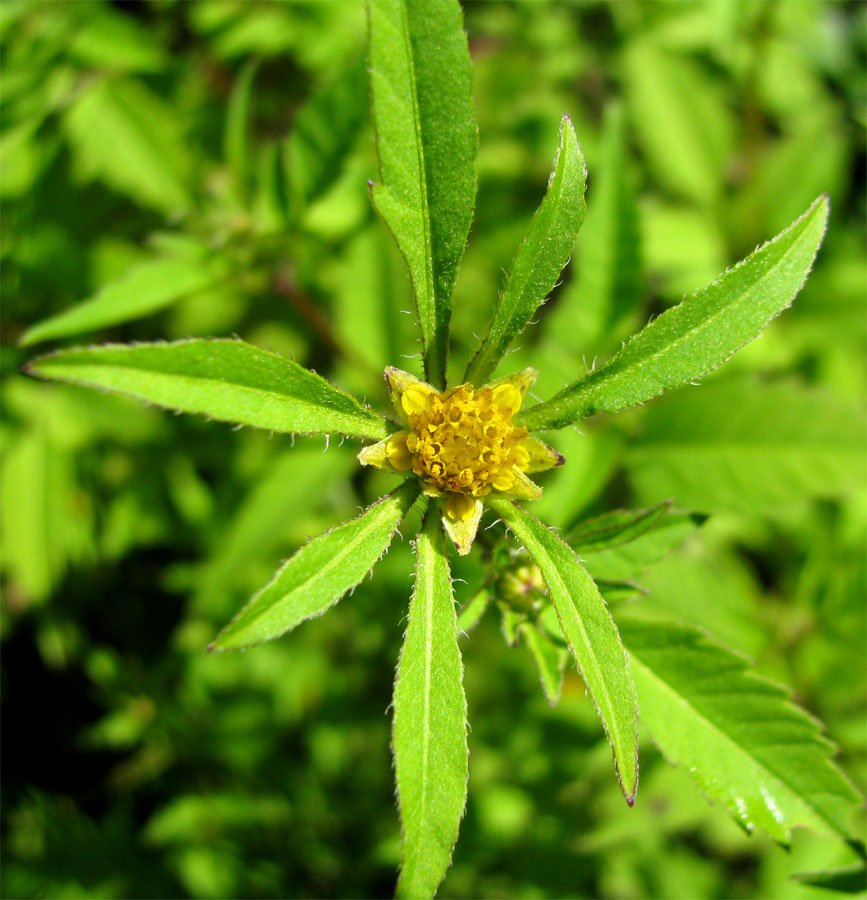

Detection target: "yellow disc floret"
[386, 381, 531, 517]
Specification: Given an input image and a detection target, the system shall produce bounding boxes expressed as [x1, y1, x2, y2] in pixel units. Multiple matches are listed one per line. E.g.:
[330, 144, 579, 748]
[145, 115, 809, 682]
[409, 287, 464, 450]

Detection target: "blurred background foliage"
[1, 1, 865, 897]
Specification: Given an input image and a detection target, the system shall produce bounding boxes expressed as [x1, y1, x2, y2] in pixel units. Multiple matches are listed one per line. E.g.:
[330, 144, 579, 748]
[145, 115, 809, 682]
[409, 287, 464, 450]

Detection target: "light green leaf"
[539, 102, 642, 359]
[489, 497, 638, 802]
[518, 621, 566, 707]
[465, 115, 587, 385]
[568, 502, 673, 552]
[62, 77, 193, 214]
[285, 56, 368, 214]
[792, 864, 867, 893]
[520, 196, 829, 431]
[621, 618, 862, 843]
[368, 0, 477, 388]
[21, 252, 225, 347]
[393, 509, 467, 900]
[224, 59, 259, 203]
[626, 377, 867, 515]
[25, 339, 390, 440]
[212, 481, 420, 651]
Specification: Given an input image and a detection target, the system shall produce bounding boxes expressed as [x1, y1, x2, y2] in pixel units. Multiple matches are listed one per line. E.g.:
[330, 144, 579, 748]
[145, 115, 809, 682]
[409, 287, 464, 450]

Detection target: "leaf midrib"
[229, 497, 400, 636]
[398, 0, 438, 382]
[550, 211, 818, 413]
[629, 651, 840, 837]
[41, 359, 383, 429]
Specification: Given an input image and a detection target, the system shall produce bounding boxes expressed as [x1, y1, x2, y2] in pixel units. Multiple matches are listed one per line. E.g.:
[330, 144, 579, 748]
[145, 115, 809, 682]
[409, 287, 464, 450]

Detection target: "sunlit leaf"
[621, 618, 862, 843]
[393, 509, 467, 899]
[25, 339, 390, 440]
[212, 481, 420, 651]
[520, 196, 829, 430]
[368, 0, 477, 388]
[465, 115, 586, 385]
[490, 497, 639, 802]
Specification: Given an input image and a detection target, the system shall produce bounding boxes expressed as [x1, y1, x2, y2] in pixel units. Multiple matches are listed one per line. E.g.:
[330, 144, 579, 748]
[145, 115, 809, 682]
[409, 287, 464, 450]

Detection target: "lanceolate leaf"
[568, 502, 673, 552]
[520, 195, 829, 431]
[490, 498, 639, 802]
[465, 115, 587, 385]
[368, 0, 477, 388]
[393, 509, 468, 899]
[620, 618, 862, 843]
[211, 481, 421, 651]
[25, 339, 390, 440]
[519, 621, 566, 707]
[21, 251, 225, 347]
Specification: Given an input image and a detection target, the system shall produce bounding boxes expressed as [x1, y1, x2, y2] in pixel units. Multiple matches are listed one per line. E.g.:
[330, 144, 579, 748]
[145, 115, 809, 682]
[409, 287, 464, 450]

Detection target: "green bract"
[22, 1, 862, 898]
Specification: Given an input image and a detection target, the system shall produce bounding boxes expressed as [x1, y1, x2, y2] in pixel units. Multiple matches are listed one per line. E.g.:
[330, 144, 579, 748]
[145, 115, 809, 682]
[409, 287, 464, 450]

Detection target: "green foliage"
[3, 2, 864, 899]
[26, 339, 390, 439]
[521, 195, 829, 430]
[393, 510, 468, 899]
[212, 481, 420, 651]
[465, 116, 586, 385]
[368, 0, 477, 387]
[490, 498, 639, 803]
[620, 618, 861, 843]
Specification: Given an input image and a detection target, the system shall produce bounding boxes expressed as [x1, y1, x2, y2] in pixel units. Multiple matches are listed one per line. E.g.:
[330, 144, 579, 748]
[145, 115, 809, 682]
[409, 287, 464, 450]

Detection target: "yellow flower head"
[359, 367, 564, 554]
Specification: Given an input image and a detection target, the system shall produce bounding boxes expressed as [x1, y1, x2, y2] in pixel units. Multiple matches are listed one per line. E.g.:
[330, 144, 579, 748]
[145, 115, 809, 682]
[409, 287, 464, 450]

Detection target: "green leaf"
[285, 56, 368, 214]
[393, 509, 467, 899]
[573, 505, 706, 583]
[626, 377, 867, 515]
[368, 0, 477, 388]
[792, 863, 867, 893]
[191, 444, 356, 618]
[518, 621, 566, 707]
[25, 339, 390, 440]
[224, 59, 259, 203]
[538, 102, 642, 359]
[20, 251, 225, 347]
[489, 497, 639, 802]
[62, 77, 193, 214]
[456, 588, 490, 636]
[620, 618, 862, 843]
[520, 196, 829, 431]
[211, 481, 420, 651]
[465, 115, 587, 385]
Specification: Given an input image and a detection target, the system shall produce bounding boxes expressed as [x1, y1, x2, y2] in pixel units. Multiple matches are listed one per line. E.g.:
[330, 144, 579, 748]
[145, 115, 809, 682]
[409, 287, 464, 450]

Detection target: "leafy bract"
[25, 339, 389, 440]
[489, 498, 638, 802]
[393, 510, 467, 899]
[626, 376, 867, 515]
[465, 115, 587, 385]
[520, 196, 829, 431]
[21, 251, 224, 347]
[368, 0, 477, 388]
[620, 618, 862, 843]
[211, 481, 420, 651]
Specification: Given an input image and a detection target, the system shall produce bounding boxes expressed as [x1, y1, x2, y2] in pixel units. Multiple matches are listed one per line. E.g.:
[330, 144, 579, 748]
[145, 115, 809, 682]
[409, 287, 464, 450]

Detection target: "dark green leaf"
[465, 115, 587, 384]
[368, 0, 477, 388]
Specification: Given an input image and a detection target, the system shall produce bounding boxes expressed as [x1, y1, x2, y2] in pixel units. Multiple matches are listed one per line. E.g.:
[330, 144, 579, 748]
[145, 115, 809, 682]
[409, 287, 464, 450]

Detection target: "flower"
[358, 366, 564, 554]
